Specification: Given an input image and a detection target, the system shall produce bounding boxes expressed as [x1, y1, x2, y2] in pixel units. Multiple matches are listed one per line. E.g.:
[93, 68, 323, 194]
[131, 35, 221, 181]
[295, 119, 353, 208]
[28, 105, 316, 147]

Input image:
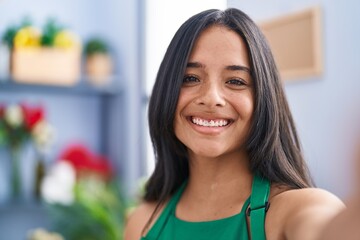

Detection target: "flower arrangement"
[41, 144, 125, 240]
[0, 102, 54, 198]
[2, 18, 82, 86]
[0, 103, 54, 149]
[2, 18, 80, 50]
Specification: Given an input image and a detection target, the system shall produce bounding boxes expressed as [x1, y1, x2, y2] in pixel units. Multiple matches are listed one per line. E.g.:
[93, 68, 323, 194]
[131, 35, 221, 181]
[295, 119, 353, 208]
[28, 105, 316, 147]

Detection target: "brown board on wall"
[258, 6, 323, 82]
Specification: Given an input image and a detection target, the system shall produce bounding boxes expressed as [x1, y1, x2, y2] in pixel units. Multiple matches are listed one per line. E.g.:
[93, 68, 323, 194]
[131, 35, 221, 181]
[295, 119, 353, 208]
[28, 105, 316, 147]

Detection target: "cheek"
[174, 90, 192, 122]
[233, 94, 254, 120]
[173, 114, 189, 149]
[174, 98, 185, 138]
[244, 98, 254, 117]
[174, 91, 194, 143]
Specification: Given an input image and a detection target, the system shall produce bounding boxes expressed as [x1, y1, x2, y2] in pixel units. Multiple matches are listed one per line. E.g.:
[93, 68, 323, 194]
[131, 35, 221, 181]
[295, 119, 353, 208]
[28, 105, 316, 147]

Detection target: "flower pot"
[85, 53, 113, 86]
[11, 47, 81, 86]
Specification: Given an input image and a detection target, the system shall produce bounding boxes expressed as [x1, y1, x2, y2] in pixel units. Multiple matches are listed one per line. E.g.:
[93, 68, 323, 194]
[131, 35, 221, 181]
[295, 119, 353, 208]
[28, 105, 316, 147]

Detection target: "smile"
[191, 117, 230, 127]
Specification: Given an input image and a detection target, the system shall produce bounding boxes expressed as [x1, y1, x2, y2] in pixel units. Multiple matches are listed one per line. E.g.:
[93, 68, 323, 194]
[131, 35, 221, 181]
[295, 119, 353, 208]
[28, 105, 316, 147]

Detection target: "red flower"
[91, 155, 113, 178]
[59, 144, 113, 179]
[0, 104, 4, 118]
[21, 103, 44, 130]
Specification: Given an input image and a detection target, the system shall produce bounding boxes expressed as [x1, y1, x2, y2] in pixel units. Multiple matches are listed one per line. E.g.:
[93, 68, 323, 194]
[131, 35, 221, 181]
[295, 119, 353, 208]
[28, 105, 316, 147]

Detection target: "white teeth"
[191, 117, 229, 127]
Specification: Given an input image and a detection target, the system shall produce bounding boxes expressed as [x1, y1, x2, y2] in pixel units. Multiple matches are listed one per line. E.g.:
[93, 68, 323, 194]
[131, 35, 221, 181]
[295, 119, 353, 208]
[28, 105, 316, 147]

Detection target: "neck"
[176, 150, 253, 221]
[188, 150, 252, 191]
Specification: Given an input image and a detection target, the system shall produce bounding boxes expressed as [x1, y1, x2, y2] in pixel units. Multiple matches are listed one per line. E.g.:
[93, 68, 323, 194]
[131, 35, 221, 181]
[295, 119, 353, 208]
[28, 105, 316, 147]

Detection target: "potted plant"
[84, 38, 113, 86]
[4, 18, 82, 86]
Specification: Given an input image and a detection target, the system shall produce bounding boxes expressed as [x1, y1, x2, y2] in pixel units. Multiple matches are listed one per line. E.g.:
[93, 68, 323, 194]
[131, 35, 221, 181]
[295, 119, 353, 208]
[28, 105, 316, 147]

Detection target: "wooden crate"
[11, 47, 81, 86]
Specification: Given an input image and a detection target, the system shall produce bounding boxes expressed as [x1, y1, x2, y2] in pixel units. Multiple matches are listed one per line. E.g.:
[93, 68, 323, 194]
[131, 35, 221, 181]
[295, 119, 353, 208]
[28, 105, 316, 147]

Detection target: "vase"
[34, 157, 45, 200]
[9, 145, 22, 201]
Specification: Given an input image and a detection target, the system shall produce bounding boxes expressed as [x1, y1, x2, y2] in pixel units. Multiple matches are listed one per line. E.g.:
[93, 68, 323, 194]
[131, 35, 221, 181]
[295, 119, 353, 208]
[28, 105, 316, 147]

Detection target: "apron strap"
[144, 182, 187, 240]
[247, 173, 270, 240]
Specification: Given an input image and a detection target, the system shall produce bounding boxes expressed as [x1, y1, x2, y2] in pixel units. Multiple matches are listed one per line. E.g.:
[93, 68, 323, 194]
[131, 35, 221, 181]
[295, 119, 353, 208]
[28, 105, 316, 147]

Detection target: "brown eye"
[226, 79, 246, 86]
[183, 75, 200, 84]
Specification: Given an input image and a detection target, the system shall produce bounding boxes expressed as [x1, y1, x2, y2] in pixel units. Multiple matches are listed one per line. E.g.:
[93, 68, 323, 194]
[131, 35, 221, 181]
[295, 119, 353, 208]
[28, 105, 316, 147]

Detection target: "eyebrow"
[186, 62, 204, 68]
[225, 65, 251, 73]
[186, 62, 251, 73]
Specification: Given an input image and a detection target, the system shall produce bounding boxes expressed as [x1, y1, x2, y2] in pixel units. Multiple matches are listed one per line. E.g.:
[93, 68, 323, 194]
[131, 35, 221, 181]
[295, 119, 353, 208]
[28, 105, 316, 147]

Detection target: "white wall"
[228, 0, 360, 199]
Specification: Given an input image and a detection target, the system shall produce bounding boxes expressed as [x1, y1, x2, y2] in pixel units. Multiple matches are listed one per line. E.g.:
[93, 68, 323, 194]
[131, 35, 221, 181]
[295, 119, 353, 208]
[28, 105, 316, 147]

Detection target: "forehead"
[188, 25, 250, 68]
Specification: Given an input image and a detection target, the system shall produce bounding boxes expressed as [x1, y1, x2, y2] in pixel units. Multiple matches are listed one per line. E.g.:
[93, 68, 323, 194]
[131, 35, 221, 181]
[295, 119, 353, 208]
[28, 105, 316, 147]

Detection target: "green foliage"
[0, 120, 6, 145]
[47, 178, 125, 240]
[1, 17, 32, 48]
[84, 38, 109, 56]
[0, 117, 30, 149]
[1, 18, 66, 48]
[2, 26, 18, 48]
[41, 19, 64, 47]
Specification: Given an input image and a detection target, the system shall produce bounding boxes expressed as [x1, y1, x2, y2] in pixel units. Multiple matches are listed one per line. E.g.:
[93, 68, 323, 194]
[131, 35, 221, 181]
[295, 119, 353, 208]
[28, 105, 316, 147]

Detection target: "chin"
[189, 147, 226, 159]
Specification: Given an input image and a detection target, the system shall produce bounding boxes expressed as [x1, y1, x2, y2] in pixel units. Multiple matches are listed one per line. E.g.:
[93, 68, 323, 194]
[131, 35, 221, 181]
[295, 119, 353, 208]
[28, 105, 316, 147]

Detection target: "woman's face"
[174, 25, 254, 159]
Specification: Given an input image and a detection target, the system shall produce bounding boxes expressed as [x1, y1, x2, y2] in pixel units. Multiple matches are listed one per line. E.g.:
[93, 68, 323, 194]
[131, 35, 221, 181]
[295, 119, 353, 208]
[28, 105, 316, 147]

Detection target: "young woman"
[125, 8, 344, 240]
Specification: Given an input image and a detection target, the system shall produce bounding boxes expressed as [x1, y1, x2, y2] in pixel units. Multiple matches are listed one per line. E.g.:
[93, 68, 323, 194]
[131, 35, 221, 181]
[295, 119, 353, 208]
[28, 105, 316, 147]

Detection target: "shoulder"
[124, 201, 158, 240]
[318, 196, 360, 240]
[124, 201, 167, 240]
[266, 187, 345, 240]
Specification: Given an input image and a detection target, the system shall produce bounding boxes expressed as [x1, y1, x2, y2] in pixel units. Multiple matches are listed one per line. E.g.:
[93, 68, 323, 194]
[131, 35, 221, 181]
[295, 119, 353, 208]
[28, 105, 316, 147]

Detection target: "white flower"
[32, 120, 55, 152]
[27, 228, 64, 240]
[41, 161, 76, 205]
[4, 104, 23, 127]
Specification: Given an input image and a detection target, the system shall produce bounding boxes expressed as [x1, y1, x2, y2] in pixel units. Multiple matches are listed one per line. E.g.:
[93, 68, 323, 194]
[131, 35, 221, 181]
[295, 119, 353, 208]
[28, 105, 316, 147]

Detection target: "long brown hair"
[146, 8, 313, 206]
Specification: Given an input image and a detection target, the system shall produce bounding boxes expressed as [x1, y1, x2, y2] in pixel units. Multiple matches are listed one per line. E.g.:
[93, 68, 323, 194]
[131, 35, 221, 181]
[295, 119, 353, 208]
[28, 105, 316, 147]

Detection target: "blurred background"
[0, 0, 359, 239]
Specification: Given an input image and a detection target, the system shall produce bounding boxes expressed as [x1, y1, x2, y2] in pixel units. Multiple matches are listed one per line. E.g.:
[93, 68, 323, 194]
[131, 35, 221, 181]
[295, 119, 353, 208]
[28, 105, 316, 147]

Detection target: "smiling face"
[174, 25, 254, 160]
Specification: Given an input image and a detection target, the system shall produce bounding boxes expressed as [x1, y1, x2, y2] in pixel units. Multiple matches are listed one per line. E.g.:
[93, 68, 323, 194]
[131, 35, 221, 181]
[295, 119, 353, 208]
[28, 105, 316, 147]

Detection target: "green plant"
[84, 38, 109, 56]
[47, 178, 125, 240]
[42, 145, 126, 240]
[1, 18, 32, 48]
[41, 19, 64, 47]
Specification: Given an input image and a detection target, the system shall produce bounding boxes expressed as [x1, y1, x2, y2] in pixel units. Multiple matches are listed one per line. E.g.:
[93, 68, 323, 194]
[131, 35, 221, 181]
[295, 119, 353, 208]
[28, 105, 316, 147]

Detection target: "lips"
[191, 116, 230, 127]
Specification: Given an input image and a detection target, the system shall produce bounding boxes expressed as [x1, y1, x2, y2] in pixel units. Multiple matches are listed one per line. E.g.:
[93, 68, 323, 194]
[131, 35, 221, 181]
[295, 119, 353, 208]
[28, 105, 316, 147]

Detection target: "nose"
[194, 81, 226, 107]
